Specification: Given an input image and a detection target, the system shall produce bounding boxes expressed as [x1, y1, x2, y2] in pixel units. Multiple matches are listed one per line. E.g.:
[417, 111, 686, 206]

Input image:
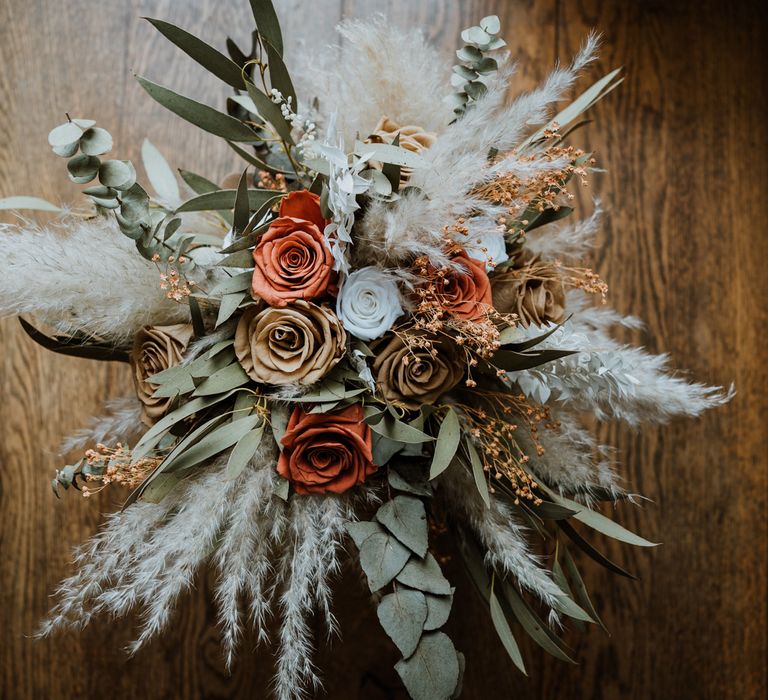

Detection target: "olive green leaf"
[377, 589, 428, 658]
[233, 169, 250, 235]
[429, 407, 461, 479]
[248, 0, 284, 56]
[191, 361, 250, 396]
[175, 188, 277, 213]
[489, 586, 527, 674]
[136, 75, 261, 142]
[166, 413, 262, 473]
[264, 38, 296, 108]
[244, 81, 294, 144]
[501, 582, 576, 663]
[226, 422, 265, 479]
[216, 292, 247, 327]
[145, 18, 245, 89]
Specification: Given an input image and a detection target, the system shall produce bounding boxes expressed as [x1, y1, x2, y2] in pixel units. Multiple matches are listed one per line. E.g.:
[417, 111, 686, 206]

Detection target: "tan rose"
[372, 334, 464, 410]
[234, 301, 346, 386]
[491, 261, 566, 327]
[367, 115, 436, 184]
[131, 324, 194, 426]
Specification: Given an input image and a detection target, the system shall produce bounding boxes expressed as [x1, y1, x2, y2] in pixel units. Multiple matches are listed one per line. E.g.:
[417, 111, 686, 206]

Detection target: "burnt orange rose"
[429, 252, 493, 321]
[251, 191, 334, 307]
[277, 404, 377, 494]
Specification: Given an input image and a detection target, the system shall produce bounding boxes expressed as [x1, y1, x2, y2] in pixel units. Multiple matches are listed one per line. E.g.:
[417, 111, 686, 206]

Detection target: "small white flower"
[464, 229, 509, 271]
[337, 267, 403, 341]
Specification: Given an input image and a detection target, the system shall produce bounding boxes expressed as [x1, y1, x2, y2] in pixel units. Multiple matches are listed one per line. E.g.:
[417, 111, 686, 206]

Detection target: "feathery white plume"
[0, 216, 189, 342]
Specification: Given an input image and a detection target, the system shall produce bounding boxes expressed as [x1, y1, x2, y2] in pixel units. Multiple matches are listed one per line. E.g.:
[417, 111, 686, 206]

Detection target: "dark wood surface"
[0, 1, 765, 698]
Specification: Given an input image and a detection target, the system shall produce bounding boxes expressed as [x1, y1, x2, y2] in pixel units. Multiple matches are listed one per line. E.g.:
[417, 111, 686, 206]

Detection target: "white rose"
[337, 266, 403, 341]
[464, 229, 509, 271]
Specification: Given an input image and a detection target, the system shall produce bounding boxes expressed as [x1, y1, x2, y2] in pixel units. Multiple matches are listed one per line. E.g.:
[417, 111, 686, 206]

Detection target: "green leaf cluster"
[346, 467, 463, 700]
[449, 16, 506, 119]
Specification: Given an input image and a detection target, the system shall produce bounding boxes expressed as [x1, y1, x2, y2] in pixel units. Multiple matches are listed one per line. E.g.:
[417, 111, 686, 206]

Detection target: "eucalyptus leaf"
[368, 412, 433, 445]
[345, 520, 385, 549]
[489, 587, 527, 674]
[209, 271, 253, 296]
[359, 532, 411, 592]
[99, 160, 136, 190]
[145, 18, 245, 89]
[52, 142, 79, 158]
[192, 361, 250, 396]
[376, 495, 428, 558]
[136, 75, 261, 142]
[502, 582, 575, 663]
[248, 0, 284, 56]
[395, 632, 460, 700]
[388, 466, 432, 497]
[48, 121, 83, 148]
[141, 471, 185, 503]
[244, 81, 294, 144]
[558, 546, 606, 631]
[216, 292, 247, 327]
[67, 154, 100, 184]
[372, 431, 405, 467]
[423, 591, 454, 631]
[79, 127, 113, 156]
[131, 390, 239, 460]
[226, 422, 265, 479]
[466, 439, 490, 508]
[233, 169, 250, 234]
[166, 413, 262, 473]
[227, 140, 294, 175]
[141, 139, 181, 202]
[558, 520, 637, 579]
[270, 402, 289, 450]
[377, 589, 428, 658]
[179, 169, 219, 194]
[0, 196, 60, 212]
[429, 407, 461, 479]
[176, 188, 278, 213]
[479, 15, 501, 34]
[354, 140, 427, 170]
[396, 553, 451, 595]
[264, 38, 296, 108]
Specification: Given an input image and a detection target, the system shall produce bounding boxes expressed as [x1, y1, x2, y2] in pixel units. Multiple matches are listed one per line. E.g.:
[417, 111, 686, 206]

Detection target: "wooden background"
[1, 0, 765, 698]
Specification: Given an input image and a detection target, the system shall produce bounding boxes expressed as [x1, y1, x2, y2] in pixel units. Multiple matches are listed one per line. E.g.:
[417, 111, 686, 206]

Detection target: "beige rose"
[491, 267, 566, 327]
[234, 301, 346, 386]
[367, 116, 436, 184]
[131, 324, 194, 426]
[372, 334, 464, 410]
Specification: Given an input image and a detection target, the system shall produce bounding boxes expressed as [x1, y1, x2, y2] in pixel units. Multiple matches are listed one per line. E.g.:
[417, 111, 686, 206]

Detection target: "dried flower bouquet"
[0, 3, 732, 699]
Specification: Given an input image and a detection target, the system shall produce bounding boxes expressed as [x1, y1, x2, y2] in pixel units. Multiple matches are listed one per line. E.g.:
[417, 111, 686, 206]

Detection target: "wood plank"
[1, 1, 764, 699]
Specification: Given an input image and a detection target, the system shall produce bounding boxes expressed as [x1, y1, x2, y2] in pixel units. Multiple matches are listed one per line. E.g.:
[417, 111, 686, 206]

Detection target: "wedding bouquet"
[0, 2, 731, 699]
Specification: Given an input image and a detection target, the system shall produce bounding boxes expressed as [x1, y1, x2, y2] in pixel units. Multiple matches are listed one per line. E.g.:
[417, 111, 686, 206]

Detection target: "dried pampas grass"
[0, 216, 189, 342]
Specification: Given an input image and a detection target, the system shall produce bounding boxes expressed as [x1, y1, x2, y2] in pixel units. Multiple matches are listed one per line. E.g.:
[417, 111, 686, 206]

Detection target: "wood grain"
[0, 1, 765, 698]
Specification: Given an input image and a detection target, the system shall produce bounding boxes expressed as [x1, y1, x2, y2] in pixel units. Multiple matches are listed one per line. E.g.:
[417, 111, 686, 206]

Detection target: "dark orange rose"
[251, 191, 334, 307]
[431, 252, 493, 321]
[277, 404, 377, 494]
